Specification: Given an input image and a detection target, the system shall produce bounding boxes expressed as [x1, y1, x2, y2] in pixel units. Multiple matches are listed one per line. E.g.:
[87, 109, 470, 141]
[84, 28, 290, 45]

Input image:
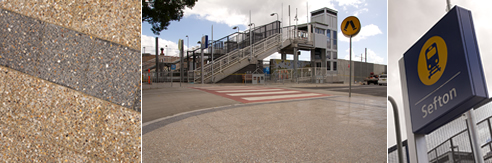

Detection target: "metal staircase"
[192, 21, 312, 83]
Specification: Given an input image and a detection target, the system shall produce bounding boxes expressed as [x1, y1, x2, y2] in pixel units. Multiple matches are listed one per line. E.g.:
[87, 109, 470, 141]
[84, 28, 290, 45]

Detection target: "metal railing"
[388, 112, 492, 163]
[143, 71, 183, 83]
[191, 21, 317, 84]
[266, 67, 335, 84]
[193, 34, 280, 83]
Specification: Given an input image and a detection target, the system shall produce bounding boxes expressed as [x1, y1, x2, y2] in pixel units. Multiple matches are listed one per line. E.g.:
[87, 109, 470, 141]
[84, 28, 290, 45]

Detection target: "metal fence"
[142, 71, 185, 83]
[265, 67, 341, 84]
[388, 111, 492, 163]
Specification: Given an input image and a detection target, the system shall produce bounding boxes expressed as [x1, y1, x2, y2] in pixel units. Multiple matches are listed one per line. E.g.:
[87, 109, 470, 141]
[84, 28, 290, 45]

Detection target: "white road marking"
[242, 93, 321, 101]
[227, 91, 300, 96]
[200, 86, 257, 90]
[217, 89, 283, 93]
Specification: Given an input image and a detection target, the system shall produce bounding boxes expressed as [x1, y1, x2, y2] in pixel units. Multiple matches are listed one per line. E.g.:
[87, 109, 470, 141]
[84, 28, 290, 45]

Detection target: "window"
[315, 28, 325, 35]
[327, 51, 331, 59]
[333, 32, 337, 49]
[333, 52, 337, 59]
[333, 61, 337, 71]
[327, 61, 331, 70]
[315, 49, 321, 60]
[311, 10, 324, 17]
[327, 30, 331, 49]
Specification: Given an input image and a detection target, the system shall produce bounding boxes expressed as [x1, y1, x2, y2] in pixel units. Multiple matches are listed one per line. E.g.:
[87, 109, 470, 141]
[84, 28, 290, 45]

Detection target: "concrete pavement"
[142, 83, 387, 162]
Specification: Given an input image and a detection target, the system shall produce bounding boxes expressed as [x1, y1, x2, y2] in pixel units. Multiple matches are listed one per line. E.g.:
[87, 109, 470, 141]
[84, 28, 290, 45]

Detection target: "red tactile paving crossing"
[191, 86, 330, 103]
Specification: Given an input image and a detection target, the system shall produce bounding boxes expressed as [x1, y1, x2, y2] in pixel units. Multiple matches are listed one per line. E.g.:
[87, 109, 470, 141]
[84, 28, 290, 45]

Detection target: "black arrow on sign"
[344, 20, 357, 31]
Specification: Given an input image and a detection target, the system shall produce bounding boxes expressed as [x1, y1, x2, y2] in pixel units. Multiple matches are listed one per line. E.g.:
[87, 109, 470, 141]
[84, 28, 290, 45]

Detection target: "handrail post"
[389, 96, 404, 163]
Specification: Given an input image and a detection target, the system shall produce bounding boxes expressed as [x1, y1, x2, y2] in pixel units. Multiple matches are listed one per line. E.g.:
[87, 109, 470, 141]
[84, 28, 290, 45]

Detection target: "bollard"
[148, 69, 151, 84]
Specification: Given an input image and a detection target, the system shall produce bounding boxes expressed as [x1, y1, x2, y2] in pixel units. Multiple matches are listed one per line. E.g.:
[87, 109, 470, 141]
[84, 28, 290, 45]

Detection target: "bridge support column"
[321, 49, 327, 83]
[310, 49, 316, 82]
[281, 53, 286, 60]
[293, 48, 298, 82]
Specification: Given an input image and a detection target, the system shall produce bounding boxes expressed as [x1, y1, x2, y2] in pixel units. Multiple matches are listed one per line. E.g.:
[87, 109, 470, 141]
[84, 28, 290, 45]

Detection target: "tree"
[142, 0, 198, 35]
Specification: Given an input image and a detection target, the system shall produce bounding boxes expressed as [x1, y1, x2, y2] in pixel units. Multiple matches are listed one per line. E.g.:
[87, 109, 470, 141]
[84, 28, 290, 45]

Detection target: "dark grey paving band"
[0, 8, 141, 111]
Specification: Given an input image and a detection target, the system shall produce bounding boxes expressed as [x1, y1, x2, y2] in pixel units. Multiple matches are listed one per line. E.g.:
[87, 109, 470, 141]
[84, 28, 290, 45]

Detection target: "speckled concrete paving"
[0, 0, 140, 50]
[0, 1, 141, 162]
[143, 95, 387, 162]
[0, 66, 141, 162]
[0, 8, 141, 110]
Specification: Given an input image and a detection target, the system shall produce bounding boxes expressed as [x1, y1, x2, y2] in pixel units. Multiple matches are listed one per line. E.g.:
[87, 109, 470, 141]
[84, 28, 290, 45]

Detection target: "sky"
[388, 0, 492, 148]
[141, 0, 387, 65]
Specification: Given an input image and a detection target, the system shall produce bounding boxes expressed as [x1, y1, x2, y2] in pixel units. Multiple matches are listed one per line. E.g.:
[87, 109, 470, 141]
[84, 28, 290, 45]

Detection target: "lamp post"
[248, 23, 255, 61]
[198, 41, 204, 84]
[232, 26, 239, 33]
[186, 35, 189, 72]
[270, 13, 279, 21]
[233, 26, 240, 49]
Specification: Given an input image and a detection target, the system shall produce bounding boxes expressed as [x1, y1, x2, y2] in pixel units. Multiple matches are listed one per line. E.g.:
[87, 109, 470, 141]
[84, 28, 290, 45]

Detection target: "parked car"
[364, 72, 379, 85]
[378, 74, 387, 86]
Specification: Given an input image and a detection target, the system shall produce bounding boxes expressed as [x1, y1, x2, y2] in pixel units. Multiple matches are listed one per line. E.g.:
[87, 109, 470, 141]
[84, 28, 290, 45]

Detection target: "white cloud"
[335, 0, 364, 8]
[183, 0, 336, 28]
[339, 24, 382, 42]
[141, 35, 189, 56]
[353, 8, 369, 16]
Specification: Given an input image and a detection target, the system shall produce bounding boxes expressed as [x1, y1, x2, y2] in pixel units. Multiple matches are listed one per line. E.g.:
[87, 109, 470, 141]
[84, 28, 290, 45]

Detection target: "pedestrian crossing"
[192, 86, 330, 103]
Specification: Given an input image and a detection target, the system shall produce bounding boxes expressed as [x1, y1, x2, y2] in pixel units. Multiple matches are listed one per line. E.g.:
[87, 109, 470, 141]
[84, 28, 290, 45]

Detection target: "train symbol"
[425, 42, 441, 79]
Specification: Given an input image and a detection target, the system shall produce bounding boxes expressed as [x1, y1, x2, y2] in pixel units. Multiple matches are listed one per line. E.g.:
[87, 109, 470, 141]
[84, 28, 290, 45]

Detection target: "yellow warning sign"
[418, 36, 448, 85]
[341, 16, 361, 37]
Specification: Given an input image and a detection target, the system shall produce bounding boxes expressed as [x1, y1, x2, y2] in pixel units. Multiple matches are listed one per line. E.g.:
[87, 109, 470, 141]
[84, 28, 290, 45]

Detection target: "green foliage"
[142, 0, 198, 35]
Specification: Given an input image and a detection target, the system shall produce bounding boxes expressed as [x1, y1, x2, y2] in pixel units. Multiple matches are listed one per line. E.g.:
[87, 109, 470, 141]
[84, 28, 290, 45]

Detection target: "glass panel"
[333, 61, 337, 71]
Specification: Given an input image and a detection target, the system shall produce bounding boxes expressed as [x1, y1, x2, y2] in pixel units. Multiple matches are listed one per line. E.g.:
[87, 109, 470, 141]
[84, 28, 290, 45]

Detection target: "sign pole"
[180, 40, 183, 87]
[349, 36, 352, 97]
[399, 58, 428, 163]
[155, 37, 159, 82]
[201, 48, 204, 85]
[467, 109, 485, 163]
[341, 16, 360, 97]
[212, 25, 214, 84]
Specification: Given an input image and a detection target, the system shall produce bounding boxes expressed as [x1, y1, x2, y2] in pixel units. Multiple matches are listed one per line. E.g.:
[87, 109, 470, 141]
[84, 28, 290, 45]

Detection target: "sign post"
[179, 39, 184, 87]
[201, 35, 208, 84]
[341, 16, 361, 97]
[400, 6, 488, 162]
[171, 64, 176, 87]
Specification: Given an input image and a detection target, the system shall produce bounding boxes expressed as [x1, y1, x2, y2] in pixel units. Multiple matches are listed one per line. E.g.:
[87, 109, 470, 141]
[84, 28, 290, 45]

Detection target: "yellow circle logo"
[418, 36, 447, 85]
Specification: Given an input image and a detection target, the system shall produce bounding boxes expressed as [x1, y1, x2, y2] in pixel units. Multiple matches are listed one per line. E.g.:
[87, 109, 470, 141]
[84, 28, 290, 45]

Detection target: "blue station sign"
[403, 6, 488, 134]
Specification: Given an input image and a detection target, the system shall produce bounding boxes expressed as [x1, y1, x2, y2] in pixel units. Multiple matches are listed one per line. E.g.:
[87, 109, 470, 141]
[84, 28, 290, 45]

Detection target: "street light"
[232, 26, 240, 49]
[186, 35, 189, 70]
[232, 26, 239, 33]
[248, 23, 255, 61]
[248, 23, 255, 42]
[186, 35, 189, 51]
[271, 13, 279, 21]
